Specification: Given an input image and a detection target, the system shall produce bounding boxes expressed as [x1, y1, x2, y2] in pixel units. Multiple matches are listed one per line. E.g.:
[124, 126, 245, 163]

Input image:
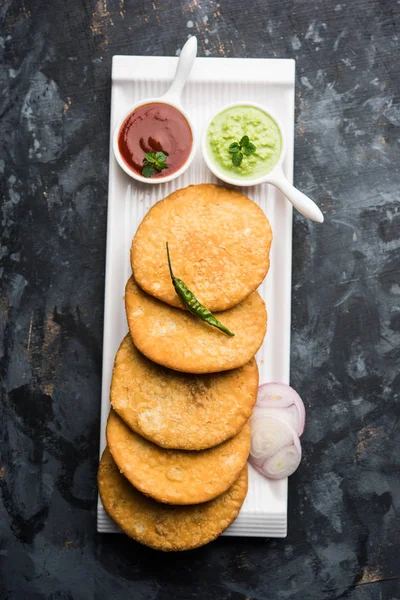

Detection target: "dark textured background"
[1, 0, 399, 598]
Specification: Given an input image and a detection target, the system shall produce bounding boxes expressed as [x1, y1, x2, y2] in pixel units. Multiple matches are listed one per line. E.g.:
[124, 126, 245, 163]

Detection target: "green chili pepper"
[166, 242, 235, 337]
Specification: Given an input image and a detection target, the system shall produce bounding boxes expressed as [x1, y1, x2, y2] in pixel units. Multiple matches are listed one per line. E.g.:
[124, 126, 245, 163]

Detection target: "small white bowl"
[113, 36, 197, 185]
[202, 101, 286, 188]
[202, 101, 324, 223]
[113, 99, 196, 185]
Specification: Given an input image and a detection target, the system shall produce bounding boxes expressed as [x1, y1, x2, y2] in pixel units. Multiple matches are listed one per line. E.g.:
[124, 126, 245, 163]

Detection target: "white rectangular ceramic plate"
[97, 55, 295, 538]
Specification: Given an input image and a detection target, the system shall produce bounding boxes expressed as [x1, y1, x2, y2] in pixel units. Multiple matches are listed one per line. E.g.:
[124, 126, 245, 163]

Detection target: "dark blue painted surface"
[0, 1, 399, 598]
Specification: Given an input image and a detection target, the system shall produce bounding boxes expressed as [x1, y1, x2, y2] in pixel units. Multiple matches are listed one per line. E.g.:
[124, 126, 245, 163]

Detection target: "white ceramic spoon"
[202, 101, 324, 223]
[113, 36, 198, 184]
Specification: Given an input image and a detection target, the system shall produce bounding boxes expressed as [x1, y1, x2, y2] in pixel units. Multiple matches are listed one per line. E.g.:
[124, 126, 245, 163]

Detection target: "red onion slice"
[256, 382, 306, 436]
[262, 444, 302, 480]
[250, 415, 294, 460]
[249, 414, 302, 480]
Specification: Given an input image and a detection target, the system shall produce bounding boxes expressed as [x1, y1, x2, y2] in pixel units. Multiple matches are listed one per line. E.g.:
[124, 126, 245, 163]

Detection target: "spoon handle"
[268, 170, 324, 223]
[164, 37, 198, 104]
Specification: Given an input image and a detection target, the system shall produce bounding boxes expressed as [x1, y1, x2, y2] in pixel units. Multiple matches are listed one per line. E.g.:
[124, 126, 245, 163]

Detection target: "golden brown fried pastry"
[131, 184, 272, 312]
[107, 409, 251, 504]
[98, 447, 248, 551]
[111, 335, 258, 450]
[125, 277, 267, 374]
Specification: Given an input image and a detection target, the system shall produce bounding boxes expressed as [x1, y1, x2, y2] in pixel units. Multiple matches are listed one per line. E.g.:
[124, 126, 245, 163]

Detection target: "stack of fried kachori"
[98, 184, 272, 551]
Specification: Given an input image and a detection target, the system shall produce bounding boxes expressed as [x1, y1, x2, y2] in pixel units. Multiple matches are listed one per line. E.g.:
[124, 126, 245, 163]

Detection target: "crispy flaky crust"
[111, 335, 258, 450]
[107, 409, 250, 505]
[125, 277, 267, 374]
[98, 447, 248, 551]
[131, 184, 272, 312]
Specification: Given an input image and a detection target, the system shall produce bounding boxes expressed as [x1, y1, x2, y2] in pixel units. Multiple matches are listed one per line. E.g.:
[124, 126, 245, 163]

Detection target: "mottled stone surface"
[0, 0, 399, 598]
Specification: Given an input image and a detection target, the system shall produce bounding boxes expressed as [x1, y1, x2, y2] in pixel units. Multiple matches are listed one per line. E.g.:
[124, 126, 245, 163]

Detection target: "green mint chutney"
[207, 105, 282, 179]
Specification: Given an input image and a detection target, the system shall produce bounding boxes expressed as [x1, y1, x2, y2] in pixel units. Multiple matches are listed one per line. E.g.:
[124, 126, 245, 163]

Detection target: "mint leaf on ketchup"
[142, 164, 157, 178]
[142, 152, 168, 178]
